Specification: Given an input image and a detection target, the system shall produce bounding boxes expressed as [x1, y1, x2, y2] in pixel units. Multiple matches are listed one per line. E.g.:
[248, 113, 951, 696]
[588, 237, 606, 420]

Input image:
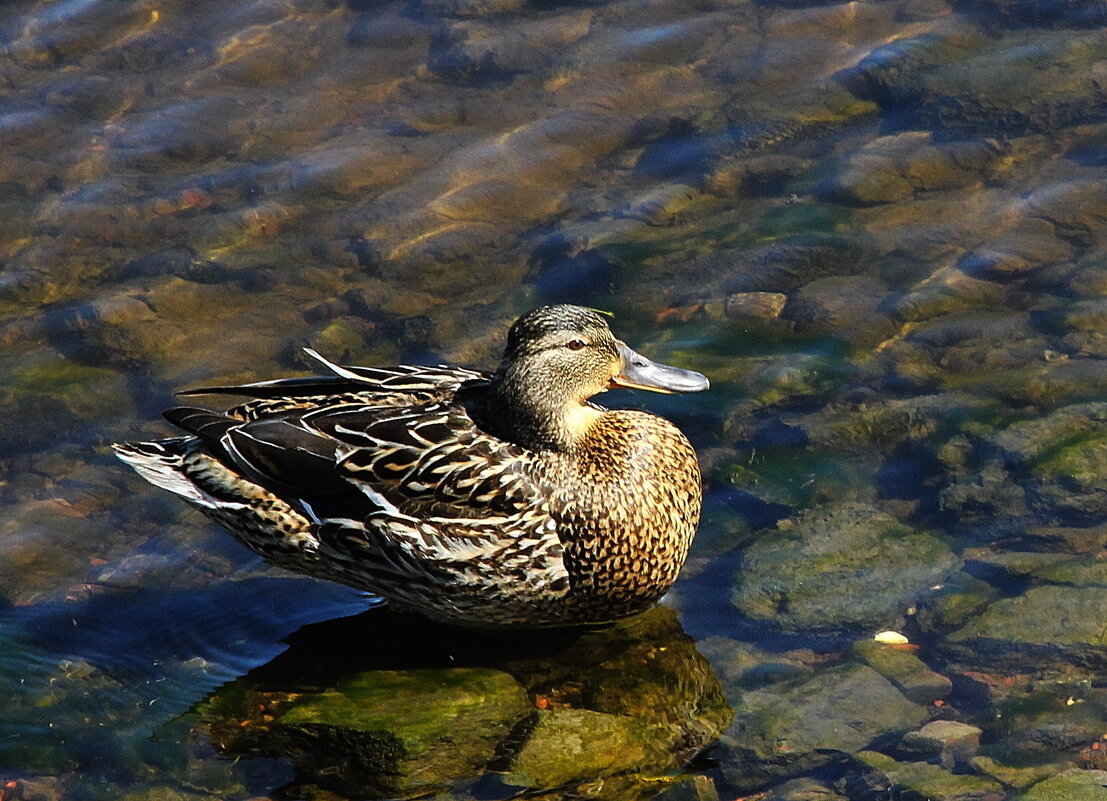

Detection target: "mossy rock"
[915, 573, 1002, 632]
[853, 639, 952, 704]
[1020, 768, 1107, 800]
[505, 708, 667, 789]
[720, 662, 926, 787]
[203, 667, 528, 797]
[990, 403, 1107, 520]
[854, 750, 1004, 800]
[970, 755, 1058, 791]
[733, 504, 958, 635]
[0, 357, 131, 451]
[946, 585, 1107, 669]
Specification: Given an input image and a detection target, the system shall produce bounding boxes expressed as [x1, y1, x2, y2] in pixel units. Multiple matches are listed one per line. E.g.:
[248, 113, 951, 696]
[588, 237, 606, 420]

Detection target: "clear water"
[2, 0, 1107, 798]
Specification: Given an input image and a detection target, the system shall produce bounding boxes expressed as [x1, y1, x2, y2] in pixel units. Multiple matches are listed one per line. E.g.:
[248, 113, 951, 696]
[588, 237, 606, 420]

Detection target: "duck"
[114, 304, 709, 627]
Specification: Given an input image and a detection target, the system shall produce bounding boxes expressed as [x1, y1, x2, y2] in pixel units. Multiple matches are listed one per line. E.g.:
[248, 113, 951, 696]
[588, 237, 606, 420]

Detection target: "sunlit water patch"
[2, 0, 1107, 797]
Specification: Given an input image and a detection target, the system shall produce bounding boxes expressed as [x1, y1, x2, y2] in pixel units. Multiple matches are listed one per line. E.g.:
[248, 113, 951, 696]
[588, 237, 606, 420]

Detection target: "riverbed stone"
[946, 585, 1107, 670]
[698, 636, 815, 691]
[505, 708, 664, 789]
[889, 267, 1012, 324]
[958, 218, 1075, 281]
[1020, 768, 1107, 800]
[421, 0, 527, 17]
[783, 275, 897, 346]
[916, 572, 1002, 632]
[970, 756, 1058, 792]
[720, 235, 872, 295]
[1016, 523, 1107, 555]
[953, 0, 1107, 28]
[900, 720, 983, 769]
[827, 133, 1002, 207]
[853, 639, 953, 705]
[851, 750, 1005, 801]
[721, 662, 927, 787]
[724, 291, 789, 324]
[846, 27, 1107, 136]
[203, 667, 529, 797]
[0, 355, 131, 452]
[733, 503, 958, 635]
[765, 777, 843, 800]
[991, 403, 1107, 521]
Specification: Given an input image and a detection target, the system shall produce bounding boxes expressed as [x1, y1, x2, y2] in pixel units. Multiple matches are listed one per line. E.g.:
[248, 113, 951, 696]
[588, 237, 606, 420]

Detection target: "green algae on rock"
[505, 708, 666, 789]
[915, 572, 1003, 633]
[732, 503, 958, 635]
[850, 750, 1005, 801]
[1019, 768, 1107, 801]
[720, 662, 927, 790]
[852, 639, 953, 705]
[899, 720, 983, 770]
[197, 606, 729, 799]
[201, 667, 530, 798]
[946, 586, 1107, 670]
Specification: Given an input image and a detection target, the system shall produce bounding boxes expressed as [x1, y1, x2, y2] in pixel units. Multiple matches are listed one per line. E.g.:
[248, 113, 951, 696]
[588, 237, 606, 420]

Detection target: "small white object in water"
[873, 630, 910, 644]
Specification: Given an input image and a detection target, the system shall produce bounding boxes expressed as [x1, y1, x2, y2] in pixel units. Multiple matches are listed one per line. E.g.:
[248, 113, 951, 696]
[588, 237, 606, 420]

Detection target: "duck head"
[487, 305, 708, 452]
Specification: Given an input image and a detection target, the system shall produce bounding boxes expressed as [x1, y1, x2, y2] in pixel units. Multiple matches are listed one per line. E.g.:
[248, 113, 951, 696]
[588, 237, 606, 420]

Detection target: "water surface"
[3, 0, 1107, 798]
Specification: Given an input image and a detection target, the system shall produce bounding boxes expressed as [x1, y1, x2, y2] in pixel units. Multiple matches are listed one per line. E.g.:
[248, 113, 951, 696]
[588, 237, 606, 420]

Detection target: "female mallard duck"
[115, 305, 708, 627]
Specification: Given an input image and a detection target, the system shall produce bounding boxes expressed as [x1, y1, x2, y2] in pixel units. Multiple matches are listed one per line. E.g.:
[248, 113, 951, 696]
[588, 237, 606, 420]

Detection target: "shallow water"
[3, 0, 1107, 798]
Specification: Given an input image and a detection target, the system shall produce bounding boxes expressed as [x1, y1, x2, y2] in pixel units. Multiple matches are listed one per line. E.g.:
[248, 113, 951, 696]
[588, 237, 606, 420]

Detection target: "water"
[2, 0, 1107, 797]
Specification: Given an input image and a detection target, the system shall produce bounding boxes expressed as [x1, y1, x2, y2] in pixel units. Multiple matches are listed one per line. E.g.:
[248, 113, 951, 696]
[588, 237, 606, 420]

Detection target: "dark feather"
[163, 407, 237, 448]
[224, 418, 351, 494]
[178, 375, 368, 398]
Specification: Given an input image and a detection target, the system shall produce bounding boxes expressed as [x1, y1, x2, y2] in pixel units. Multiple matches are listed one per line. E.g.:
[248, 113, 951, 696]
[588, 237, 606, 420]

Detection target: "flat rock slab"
[854, 638, 953, 704]
[733, 503, 958, 635]
[900, 720, 983, 768]
[1021, 768, 1107, 800]
[506, 708, 663, 789]
[946, 585, 1107, 670]
[852, 750, 1005, 801]
[721, 662, 926, 787]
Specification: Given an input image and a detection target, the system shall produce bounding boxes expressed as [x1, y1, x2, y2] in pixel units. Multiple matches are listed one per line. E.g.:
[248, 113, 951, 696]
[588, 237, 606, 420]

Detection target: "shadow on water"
[196, 605, 732, 800]
[0, 576, 366, 774]
[4, 0, 1107, 796]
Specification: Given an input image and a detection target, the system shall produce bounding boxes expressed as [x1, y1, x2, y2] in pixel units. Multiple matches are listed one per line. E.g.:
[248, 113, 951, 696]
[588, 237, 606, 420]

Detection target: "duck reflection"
[196, 605, 731, 800]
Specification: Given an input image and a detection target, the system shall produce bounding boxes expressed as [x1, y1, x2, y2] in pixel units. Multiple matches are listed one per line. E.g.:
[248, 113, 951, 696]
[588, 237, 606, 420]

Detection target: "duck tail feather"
[113, 440, 216, 507]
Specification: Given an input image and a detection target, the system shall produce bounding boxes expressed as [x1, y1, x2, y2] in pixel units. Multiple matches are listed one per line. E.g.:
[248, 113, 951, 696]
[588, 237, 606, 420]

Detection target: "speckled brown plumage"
[115, 305, 707, 628]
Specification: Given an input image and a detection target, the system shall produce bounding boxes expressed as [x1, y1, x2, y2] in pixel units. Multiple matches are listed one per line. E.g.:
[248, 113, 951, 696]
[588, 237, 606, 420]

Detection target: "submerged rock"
[951, 0, 1107, 28]
[970, 755, 1058, 792]
[0, 355, 131, 453]
[844, 27, 1107, 136]
[916, 572, 1002, 632]
[761, 777, 843, 800]
[203, 667, 530, 798]
[853, 639, 953, 705]
[732, 503, 958, 635]
[899, 720, 983, 769]
[720, 662, 927, 788]
[199, 606, 728, 799]
[783, 275, 897, 346]
[826, 133, 1003, 207]
[724, 291, 788, 323]
[849, 750, 1005, 801]
[1021, 768, 1107, 800]
[993, 403, 1107, 522]
[940, 549, 1107, 670]
[720, 236, 873, 295]
[505, 708, 665, 788]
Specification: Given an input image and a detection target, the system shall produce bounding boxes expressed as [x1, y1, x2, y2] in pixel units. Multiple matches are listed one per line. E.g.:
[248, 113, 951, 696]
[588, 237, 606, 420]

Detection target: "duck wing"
[303, 401, 571, 602]
[179, 349, 489, 420]
[163, 384, 570, 603]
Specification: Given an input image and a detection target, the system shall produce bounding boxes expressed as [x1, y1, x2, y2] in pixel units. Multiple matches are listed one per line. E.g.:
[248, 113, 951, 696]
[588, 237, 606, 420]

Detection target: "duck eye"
[566, 339, 586, 351]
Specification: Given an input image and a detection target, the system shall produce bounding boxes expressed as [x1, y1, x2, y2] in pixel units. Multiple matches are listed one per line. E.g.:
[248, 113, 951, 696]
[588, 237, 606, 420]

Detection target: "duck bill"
[610, 342, 710, 394]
